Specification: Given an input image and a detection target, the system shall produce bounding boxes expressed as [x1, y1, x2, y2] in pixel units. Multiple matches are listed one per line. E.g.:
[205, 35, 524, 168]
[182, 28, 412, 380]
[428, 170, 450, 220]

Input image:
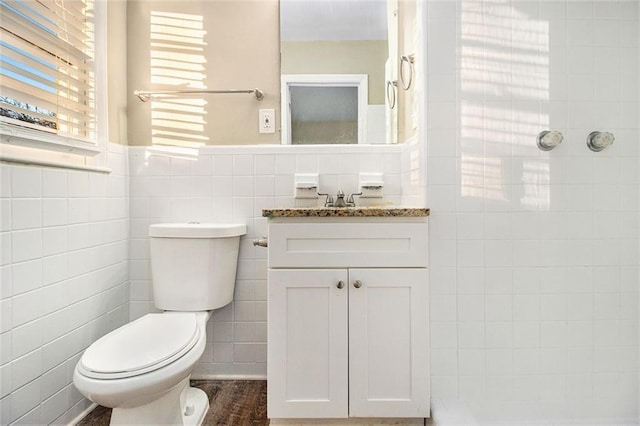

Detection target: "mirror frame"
[280, 74, 368, 145]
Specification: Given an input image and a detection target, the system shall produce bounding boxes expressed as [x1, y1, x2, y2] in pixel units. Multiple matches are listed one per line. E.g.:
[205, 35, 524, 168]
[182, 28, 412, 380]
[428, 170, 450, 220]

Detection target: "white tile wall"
[426, 0, 639, 423]
[128, 144, 404, 378]
[0, 143, 129, 425]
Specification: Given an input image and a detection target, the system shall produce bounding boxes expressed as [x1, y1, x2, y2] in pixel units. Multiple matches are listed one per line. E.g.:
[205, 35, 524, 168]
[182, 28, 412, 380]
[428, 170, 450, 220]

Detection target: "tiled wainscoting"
[0, 144, 130, 424]
[127, 144, 409, 378]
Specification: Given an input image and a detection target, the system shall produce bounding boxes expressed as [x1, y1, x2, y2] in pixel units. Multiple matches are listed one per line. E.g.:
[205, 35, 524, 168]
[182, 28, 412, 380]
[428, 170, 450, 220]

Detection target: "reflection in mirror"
[281, 74, 368, 145]
[291, 86, 357, 145]
[280, 0, 397, 145]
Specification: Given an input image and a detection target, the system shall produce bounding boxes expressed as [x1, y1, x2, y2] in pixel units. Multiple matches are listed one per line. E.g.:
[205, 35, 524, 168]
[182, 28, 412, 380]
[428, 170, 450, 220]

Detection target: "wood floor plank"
[76, 380, 269, 426]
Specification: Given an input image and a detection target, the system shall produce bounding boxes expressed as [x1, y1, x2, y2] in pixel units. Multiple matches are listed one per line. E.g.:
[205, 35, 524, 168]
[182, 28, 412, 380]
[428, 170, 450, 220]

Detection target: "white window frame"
[280, 74, 368, 145]
[0, 1, 109, 172]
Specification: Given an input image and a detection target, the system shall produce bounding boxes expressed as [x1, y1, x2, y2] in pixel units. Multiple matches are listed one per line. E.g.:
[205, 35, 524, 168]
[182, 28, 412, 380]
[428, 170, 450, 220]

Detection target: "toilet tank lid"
[150, 223, 247, 238]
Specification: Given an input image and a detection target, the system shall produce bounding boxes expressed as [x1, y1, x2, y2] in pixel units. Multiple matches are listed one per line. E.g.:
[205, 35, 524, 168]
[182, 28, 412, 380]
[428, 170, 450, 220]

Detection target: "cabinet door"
[267, 269, 349, 418]
[348, 268, 429, 417]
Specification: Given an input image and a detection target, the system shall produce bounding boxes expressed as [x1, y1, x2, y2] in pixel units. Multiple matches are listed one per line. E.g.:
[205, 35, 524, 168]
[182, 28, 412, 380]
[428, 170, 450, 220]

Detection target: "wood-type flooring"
[76, 380, 268, 426]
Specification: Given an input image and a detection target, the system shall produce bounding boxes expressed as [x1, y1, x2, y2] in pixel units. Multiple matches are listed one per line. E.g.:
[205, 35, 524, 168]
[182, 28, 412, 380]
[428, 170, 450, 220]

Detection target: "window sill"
[0, 123, 111, 173]
[0, 123, 101, 156]
[0, 152, 112, 173]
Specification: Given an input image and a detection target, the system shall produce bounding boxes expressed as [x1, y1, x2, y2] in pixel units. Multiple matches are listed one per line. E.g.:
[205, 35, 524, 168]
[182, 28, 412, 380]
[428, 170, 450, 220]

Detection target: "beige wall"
[107, 0, 128, 145]
[281, 40, 388, 105]
[127, 0, 280, 146]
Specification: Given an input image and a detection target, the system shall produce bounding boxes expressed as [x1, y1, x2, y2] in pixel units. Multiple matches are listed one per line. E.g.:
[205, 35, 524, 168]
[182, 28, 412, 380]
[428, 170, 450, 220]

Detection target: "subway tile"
[594, 293, 620, 319]
[191, 155, 213, 176]
[513, 322, 540, 348]
[169, 157, 191, 177]
[11, 230, 41, 263]
[0, 165, 12, 198]
[540, 321, 568, 347]
[430, 322, 457, 349]
[12, 259, 42, 295]
[66, 171, 89, 198]
[485, 295, 513, 321]
[486, 322, 513, 348]
[11, 319, 42, 360]
[0, 362, 10, 399]
[513, 348, 540, 375]
[0, 199, 10, 232]
[233, 155, 254, 176]
[11, 199, 42, 231]
[10, 377, 41, 423]
[42, 226, 69, 256]
[431, 295, 457, 322]
[458, 322, 484, 348]
[11, 349, 42, 392]
[213, 155, 234, 176]
[458, 349, 484, 375]
[11, 167, 41, 198]
[42, 199, 67, 227]
[40, 387, 67, 425]
[0, 266, 11, 300]
[430, 348, 458, 376]
[12, 289, 42, 328]
[458, 295, 484, 322]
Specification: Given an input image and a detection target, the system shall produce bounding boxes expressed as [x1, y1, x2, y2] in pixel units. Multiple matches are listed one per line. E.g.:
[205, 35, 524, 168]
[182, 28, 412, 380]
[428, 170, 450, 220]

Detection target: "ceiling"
[280, 0, 388, 42]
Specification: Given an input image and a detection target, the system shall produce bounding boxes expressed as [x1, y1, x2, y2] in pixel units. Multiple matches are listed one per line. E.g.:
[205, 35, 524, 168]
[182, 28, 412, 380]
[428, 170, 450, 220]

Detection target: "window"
[0, 0, 99, 155]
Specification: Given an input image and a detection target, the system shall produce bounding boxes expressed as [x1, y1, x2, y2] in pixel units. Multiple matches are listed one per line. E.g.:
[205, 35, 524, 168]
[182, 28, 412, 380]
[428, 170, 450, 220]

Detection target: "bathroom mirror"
[280, 0, 398, 145]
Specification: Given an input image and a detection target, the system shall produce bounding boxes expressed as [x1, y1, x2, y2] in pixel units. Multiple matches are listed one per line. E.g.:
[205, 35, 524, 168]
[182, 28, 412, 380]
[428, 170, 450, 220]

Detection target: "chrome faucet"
[318, 190, 362, 208]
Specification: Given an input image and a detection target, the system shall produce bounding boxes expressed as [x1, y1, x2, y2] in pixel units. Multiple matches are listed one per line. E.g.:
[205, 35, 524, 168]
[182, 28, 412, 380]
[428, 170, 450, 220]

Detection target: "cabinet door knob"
[353, 280, 362, 289]
[337, 281, 345, 289]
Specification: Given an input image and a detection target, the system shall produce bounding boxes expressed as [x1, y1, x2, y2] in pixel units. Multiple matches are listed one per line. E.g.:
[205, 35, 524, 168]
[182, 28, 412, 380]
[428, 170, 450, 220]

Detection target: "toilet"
[73, 222, 246, 425]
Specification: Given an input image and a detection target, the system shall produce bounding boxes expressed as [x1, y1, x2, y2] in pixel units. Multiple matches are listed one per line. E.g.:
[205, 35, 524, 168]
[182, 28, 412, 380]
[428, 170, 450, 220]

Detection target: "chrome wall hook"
[587, 131, 614, 152]
[536, 130, 564, 151]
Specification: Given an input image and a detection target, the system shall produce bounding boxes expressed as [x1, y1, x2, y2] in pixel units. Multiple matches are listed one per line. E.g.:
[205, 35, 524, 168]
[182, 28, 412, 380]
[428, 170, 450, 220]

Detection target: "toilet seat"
[78, 313, 200, 380]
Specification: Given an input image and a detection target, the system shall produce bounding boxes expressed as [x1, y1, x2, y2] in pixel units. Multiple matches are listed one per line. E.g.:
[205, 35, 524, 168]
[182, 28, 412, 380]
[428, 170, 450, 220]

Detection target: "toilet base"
[109, 378, 209, 425]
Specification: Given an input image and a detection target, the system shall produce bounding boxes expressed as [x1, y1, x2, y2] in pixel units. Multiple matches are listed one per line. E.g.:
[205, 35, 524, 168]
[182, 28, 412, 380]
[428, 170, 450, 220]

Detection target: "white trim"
[191, 374, 267, 380]
[130, 143, 402, 156]
[68, 402, 99, 426]
[0, 153, 112, 173]
[93, 0, 109, 168]
[280, 74, 368, 145]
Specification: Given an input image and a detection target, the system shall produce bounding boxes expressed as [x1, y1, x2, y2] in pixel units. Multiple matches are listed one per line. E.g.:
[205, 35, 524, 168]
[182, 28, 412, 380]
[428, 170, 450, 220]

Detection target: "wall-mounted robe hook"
[536, 130, 564, 151]
[587, 131, 614, 152]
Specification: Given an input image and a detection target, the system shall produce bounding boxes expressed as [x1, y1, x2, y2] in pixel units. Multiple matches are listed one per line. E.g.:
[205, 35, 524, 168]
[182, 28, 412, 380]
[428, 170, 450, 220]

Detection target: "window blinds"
[0, 0, 96, 142]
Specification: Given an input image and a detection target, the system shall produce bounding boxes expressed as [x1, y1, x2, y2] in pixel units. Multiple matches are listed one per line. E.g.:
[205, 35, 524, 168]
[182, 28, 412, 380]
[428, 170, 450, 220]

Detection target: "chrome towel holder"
[134, 88, 264, 102]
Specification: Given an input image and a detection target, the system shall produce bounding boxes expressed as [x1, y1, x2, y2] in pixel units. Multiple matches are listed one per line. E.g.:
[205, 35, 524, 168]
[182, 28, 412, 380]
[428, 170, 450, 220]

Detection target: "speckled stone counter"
[262, 206, 430, 218]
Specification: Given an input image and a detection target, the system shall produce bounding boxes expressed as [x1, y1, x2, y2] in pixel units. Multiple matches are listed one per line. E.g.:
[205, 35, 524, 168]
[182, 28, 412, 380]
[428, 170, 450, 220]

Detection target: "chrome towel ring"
[400, 54, 415, 90]
[386, 80, 397, 109]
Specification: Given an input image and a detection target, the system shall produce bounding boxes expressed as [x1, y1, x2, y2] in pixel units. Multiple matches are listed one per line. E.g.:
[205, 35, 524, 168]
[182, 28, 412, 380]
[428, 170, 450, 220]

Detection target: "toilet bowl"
[73, 223, 246, 425]
[74, 312, 210, 425]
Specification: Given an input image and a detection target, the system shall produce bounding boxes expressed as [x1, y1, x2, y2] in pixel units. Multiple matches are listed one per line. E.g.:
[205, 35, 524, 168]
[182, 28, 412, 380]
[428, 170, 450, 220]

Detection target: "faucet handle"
[318, 192, 334, 207]
[346, 192, 362, 206]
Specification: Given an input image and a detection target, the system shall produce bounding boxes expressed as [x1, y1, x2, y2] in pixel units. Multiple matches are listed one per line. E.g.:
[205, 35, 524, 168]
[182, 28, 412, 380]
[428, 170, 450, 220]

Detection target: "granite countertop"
[262, 206, 430, 218]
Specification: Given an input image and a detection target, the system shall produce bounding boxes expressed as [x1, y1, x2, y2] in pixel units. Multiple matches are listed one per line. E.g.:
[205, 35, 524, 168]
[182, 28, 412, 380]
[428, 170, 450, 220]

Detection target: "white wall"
[426, 0, 639, 423]
[0, 144, 130, 424]
[128, 144, 403, 378]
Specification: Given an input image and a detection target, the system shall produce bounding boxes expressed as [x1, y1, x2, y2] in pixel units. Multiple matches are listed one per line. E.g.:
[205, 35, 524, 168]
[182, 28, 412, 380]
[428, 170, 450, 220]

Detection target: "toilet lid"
[79, 313, 200, 379]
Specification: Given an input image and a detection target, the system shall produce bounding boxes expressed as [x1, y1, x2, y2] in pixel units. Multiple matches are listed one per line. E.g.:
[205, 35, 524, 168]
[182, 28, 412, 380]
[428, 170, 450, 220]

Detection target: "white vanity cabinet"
[266, 214, 429, 420]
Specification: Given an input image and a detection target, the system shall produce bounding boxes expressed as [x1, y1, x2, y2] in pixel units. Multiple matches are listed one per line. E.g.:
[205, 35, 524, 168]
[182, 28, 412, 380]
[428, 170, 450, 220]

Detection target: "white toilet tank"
[149, 223, 246, 311]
